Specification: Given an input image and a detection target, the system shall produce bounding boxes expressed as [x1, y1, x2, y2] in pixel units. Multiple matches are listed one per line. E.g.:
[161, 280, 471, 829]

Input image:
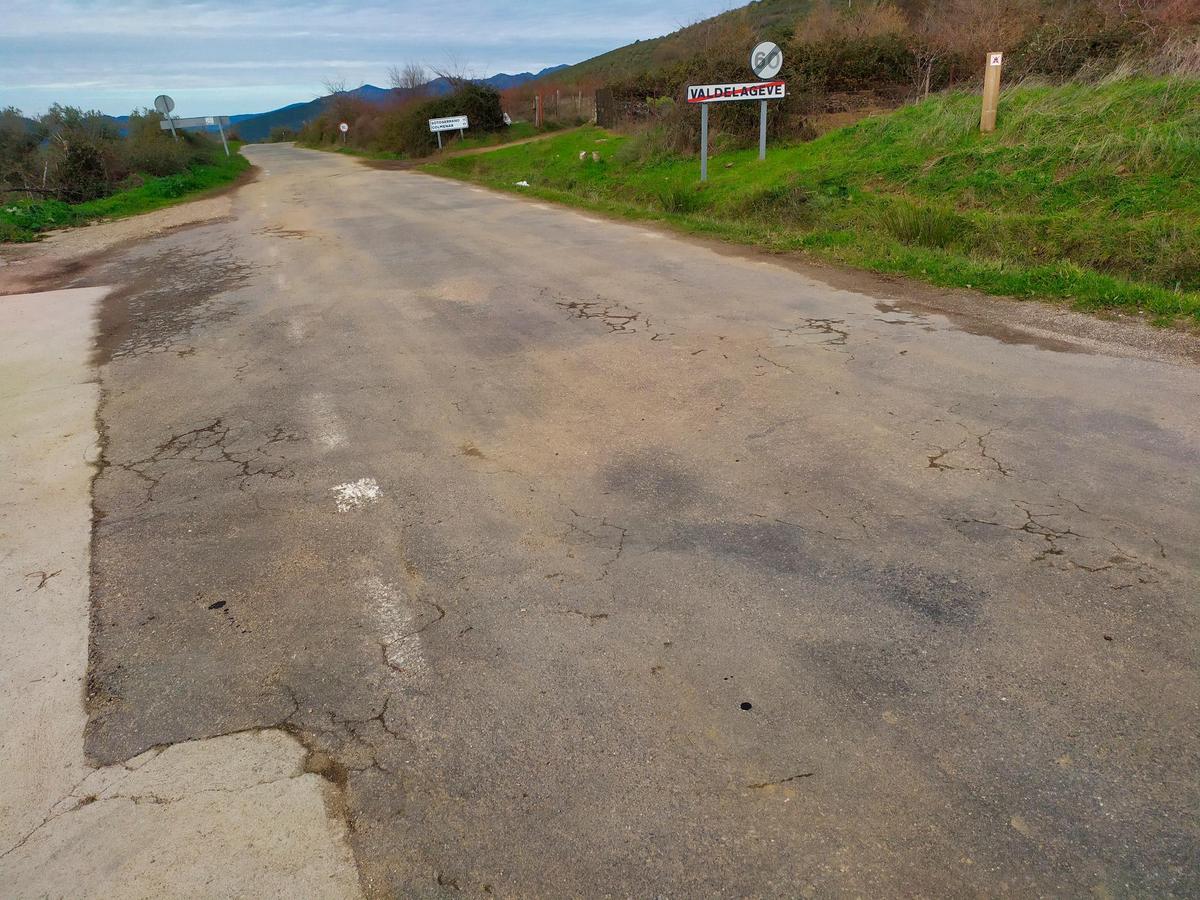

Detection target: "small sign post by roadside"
[428, 115, 469, 150]
[750, 42, 783, 161]
[154, 94, 177, 142]
[981, 52, 1003, 133]
[339, 121, 349, 145]
[688, 43, 786, 181]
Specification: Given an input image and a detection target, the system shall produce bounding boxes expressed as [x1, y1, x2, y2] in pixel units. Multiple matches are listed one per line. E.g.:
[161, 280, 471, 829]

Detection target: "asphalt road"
[83, 143, 1199, 897]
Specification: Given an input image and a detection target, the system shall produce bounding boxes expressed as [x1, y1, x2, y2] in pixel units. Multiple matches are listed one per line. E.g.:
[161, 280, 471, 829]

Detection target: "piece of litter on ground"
[514, 180, 530, 187]
[332, 478, 381, 512]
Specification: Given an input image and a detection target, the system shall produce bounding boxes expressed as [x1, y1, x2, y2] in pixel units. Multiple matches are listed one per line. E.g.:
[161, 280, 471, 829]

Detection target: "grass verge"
[424, 78, 1200, 323]
[1, 147, 251, 242]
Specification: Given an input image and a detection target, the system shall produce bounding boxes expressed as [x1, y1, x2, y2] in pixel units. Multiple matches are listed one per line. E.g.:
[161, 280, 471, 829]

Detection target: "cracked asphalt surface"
[82, 143, 1198, 896]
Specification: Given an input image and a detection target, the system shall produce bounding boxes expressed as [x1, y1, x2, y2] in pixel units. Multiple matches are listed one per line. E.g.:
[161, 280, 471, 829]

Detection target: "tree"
[388, 62, 427, 95]
[430, 54, 476, 90]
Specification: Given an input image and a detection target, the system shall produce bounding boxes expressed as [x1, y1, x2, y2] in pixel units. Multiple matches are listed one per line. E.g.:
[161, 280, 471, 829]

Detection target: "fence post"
[981, 52, 1003, 133]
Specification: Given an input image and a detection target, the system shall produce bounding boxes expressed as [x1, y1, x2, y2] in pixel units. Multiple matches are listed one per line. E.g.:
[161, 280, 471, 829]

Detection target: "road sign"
[428, 115, 469, 133]
[339, 122, 349, 133]
[155, 94, 178, 142]
[751, 42, 783, 79]
[159, 116, 230, 129]
[686, 82, 786, 104]
[429, 115, 468, 150]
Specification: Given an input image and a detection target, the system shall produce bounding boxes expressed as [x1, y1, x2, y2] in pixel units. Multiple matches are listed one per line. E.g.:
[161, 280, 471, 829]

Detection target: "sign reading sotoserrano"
[686, 81, 786, 104]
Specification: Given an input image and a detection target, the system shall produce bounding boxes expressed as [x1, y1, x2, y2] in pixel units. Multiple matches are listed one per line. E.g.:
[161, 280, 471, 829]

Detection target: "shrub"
[374, 83, 507, 156]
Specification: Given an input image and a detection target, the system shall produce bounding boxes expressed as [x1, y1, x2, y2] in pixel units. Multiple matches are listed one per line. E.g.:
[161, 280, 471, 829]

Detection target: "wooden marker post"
[981, 52, 1003, 133]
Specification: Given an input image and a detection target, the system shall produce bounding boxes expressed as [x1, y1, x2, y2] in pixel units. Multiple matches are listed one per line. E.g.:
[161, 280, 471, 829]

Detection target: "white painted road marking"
[332, 478, 380, 512]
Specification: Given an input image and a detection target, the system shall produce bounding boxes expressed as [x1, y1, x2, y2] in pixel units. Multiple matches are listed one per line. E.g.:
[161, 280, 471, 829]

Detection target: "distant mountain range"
[231, 65, 568, 142]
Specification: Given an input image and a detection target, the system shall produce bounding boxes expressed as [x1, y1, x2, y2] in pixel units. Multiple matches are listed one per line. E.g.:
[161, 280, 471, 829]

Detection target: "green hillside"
[428, 78, 1200, 321]
[540, 0, 810, 88]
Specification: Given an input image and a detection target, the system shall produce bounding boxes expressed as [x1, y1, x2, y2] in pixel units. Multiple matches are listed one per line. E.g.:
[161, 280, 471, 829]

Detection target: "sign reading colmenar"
[686, 81, 786, 104]
[428, 115, 469, 132]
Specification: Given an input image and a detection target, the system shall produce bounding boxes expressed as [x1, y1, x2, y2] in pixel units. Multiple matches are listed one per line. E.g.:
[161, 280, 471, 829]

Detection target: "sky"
[1, 0, 741, 118]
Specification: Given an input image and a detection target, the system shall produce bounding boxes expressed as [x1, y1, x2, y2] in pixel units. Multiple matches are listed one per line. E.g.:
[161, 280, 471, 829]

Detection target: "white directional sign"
[428, 115, 469, 133]
[686, 82, 786, 104]
[159, 116, 230, 129]
[751, 41, 783, 79]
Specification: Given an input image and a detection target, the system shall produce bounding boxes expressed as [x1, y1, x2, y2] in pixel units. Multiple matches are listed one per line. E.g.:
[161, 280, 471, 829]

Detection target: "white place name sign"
[686, 82, 786, 104]
[429, 115, 469, 132]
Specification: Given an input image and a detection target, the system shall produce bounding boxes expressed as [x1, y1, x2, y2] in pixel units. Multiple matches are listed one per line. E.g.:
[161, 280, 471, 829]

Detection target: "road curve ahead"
[83, 143, 1199, 897]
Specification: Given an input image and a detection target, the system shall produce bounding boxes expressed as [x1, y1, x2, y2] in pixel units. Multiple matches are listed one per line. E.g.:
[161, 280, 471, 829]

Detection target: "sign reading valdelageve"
[686, 82, 786, 104]
[428, 115, 469, 133]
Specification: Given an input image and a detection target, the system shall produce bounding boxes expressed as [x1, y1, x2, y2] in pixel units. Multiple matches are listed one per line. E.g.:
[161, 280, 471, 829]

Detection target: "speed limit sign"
[751, 42, 783, 79]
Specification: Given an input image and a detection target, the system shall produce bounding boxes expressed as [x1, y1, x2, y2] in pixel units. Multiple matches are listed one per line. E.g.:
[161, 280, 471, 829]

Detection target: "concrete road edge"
[0, 286, 363, 898]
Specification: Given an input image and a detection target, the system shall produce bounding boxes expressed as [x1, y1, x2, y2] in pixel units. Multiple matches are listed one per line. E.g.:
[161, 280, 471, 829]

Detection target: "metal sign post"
[687, 78, 786, 182]
[759, 101, 767, 161]
[209, 116, 230, 156]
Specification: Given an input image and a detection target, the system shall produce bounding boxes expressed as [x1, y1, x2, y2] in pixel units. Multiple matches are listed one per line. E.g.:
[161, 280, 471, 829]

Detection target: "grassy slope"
[427, 78, 1200, 322]
[540, 0, 809, 87]
[0, 148, 251, 242]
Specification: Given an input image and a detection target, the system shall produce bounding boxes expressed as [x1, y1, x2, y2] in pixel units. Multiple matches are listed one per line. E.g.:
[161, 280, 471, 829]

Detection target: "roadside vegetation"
[428, 77, 1200, 322]
[1, 105, 248, 242]
[298, 81, 514, 158]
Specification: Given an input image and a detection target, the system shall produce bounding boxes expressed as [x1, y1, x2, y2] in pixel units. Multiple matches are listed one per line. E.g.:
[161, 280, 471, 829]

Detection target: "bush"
[375, 83, 507, 156]
[268, 126, 298, 142]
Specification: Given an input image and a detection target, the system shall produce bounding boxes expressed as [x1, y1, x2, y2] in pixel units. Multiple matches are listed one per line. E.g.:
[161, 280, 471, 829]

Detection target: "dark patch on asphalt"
[874, 564, 975, 624]
[95, 240, 249, 364]
[601, 451, 701, 510]
[662, 518, 979, 625]
[663, 519, 823, 575]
